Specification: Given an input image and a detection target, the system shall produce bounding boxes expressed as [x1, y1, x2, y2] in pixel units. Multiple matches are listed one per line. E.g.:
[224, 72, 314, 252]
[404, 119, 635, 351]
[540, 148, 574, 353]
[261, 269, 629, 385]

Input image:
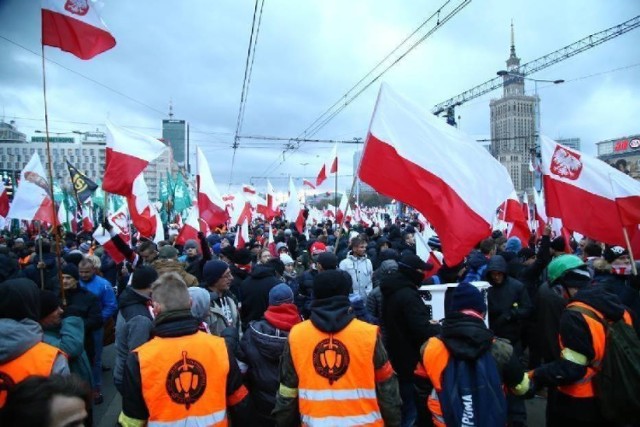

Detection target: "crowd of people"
[0, 213, 639, 426]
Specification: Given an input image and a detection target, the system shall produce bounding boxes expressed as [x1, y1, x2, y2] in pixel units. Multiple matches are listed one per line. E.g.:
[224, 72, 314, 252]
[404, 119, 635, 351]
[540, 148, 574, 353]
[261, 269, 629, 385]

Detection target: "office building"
[596, 134, 640, 180]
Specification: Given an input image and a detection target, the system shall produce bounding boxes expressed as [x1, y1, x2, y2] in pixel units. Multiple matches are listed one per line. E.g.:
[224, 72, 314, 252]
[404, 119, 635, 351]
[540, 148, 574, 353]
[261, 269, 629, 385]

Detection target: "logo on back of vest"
[0, 372, 15, 403]
[313, 336, 350, 385]
[166, 351, 206, 409]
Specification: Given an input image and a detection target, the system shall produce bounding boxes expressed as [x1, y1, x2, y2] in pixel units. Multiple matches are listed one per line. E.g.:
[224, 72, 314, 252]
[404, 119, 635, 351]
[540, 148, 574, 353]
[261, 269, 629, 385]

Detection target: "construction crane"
[432, 15, 640, 126]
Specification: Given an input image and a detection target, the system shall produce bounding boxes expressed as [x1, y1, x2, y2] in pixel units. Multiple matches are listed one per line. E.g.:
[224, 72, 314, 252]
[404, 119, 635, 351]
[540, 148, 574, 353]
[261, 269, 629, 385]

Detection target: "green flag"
[159, 176, 169, 203]
[92, 179, 106, 208]
[173, 173, 191, 213]
[53, 182, 64, 203]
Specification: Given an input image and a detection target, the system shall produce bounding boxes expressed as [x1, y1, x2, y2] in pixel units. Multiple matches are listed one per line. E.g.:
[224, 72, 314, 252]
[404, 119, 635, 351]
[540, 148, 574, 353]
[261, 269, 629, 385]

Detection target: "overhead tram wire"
[259, 0, 472, 177]
[229, 0, 266, 188]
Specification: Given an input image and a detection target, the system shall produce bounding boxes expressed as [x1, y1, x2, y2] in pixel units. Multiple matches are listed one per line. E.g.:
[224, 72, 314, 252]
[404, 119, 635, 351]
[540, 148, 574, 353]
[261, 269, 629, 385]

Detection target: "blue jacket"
[43, 316, 93, 388]
[81, 274, 118, 321]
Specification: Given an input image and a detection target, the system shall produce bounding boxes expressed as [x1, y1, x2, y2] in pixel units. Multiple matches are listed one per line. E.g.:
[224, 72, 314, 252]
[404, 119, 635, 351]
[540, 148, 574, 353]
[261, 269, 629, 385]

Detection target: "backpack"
[569, 305, 640, 423]
[437, 348, 507, 427]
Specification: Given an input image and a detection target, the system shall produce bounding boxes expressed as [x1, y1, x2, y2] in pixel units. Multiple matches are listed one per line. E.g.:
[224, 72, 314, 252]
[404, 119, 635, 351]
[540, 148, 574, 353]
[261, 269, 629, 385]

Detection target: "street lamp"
[496, 70, 564, 191]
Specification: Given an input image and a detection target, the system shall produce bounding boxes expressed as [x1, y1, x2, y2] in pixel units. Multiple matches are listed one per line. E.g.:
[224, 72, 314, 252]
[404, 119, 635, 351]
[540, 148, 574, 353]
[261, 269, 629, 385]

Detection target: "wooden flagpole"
[41, 43, 65, 304]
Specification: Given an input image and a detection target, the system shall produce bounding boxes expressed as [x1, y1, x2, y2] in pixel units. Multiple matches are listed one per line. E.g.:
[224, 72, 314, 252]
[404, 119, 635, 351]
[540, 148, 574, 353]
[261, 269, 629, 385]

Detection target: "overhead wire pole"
[230, 0, 265, 189]
[259, 0, 472, 178]
[432, 15, 640, 118]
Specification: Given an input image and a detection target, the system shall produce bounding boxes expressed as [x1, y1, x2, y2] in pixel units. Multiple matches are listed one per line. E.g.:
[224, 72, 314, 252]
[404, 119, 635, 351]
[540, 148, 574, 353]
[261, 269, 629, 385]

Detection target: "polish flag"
[81, 205, 93, 232]
[242, 184, 258, 208]
[268, 223, 275, 245]
[126, 173, 157, 238]
[285, 177, 305, 232]
[315, 164, 327, 187]
[0, 182, 9, 218]
[532, 188, 547, 237]
[93, 225, 126, 264]
[103, 121, 167, 197]
[108, 204, 131, 245]
[242, 184, 256, 195]
[500, 191, 530, 245]
[416, 231, 443, 278]
[359, 84, 514, 264]
[42, 0, 116, 60]
[8, 153, 56, 225]
[196, 147, 229, 230]
[336, 192, 348, 225]
[257, 180, 278, 221]
[175, 208, 201, 246]
[234, 218, 249, 249]
[233, 201, 253, 226]
[315, 144, 338, 186]
[522, 200, 530, 228]
[541, 135, 640, 246]
[303, 179, 316, 189]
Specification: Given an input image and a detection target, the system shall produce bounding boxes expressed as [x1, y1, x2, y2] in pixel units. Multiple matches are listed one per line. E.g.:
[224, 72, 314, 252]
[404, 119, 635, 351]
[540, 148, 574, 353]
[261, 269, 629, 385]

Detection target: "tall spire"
[510, 19, 516, 58]
[168, 99, 174, 119]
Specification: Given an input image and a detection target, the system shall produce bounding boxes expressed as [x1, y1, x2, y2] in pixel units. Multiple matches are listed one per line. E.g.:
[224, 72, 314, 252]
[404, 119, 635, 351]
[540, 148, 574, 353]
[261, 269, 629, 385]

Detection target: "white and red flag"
[315, 144, 338, 186]
[285, 177, 305, 232]
[234, 218, 249, 249]
[8, 153, 56, 225]
[103, 121, 166, 197]
[257, 180, 278, 221]
[0, 182, 9, 218]
[81, 204, 94, 232]
[126, 173, 156, 239]
[41, 0, 116, 60]
[336, 192, 348, 225]
[499, 191, 530, 246]
[416, 231, 443, 278]
[196, 147, 229, 230]
[303, 179, 316, 189]
[175, 208, 201, 246]
[359, 84, 514, 264]
[541, 135, 640, 246]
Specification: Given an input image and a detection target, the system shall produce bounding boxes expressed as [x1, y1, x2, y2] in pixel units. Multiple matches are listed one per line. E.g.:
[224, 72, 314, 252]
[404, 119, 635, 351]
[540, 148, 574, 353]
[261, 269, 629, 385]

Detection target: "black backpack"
[569, 305, 640, 423]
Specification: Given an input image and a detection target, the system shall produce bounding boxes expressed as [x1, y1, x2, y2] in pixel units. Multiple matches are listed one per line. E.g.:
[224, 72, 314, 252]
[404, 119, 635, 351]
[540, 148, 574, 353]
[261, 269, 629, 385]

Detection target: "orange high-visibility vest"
[0, 341, 61, 408]
[420, 337, 451, 427]
[135, 331, 230, 426]
[558, 301, 633, 399]
[288, 318, 383, 427]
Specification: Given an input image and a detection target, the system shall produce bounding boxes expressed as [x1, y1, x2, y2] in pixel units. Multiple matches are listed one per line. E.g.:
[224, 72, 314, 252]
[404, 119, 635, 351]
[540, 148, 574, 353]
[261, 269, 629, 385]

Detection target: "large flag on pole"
[8, 153, 57, 225]
[67, 161, 97, 206]
[359, 84, 514, 265]
[41, 0, 116, 60]
[196, 147, 229, 229]
[257, 180, 277, 221]
[103, 121, 166, 197]
[541, 135, 640, 246]
[285, 177, 305, 232]
[0, 182, 9, 218]
[315, 144, 338, 186]
[126, 173, 156, 238]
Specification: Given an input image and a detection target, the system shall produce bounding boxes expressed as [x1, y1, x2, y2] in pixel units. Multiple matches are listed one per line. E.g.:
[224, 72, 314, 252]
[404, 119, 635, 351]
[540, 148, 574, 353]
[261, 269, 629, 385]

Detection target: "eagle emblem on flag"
[64, 0, 89, 16]
[550, 145, 583, 180]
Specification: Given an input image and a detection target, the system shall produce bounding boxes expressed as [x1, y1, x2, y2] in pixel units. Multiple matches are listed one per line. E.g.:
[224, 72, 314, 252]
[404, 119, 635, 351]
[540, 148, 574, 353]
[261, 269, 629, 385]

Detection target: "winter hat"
[79, 242, 91, 254]
[280, 254, 294, 265]
[427, 236, 442, 251]
[62, 264, 79, 281]
[518, 247, 536, 260]
[604, 245, 629, 263]
[550, 236, 567, 252]
[269, 283, 294, 306]
[131, 266, 158, 290]
[559, 268, 592, 289]
[491, 230, 504, 239]
[284, 229, 293, 237]
[378, 248, 400, 263]
[313, 270, 352, 299]
[188, 287, 211, 322]
[184, 239, 199, 250]
[316, 252, 338, 270]
[275, 242, 289, 253]
[505, 237, 522, 253]
[203, 260, 229, 285]
[309, 241, 327, 256]
[212, 243, 222, 255]
[40, 290, 61, 319]
[267, 258, 285, 276]
[398, 253, 432, 272]
[159, 245, 179, 259]
[0, 279, 41, 321]
[451, 282, 487, 315]
[207, 234, 221, 247]
[233, 248, 253, 265]
[64, 252, 84, 266]
[220, 245, 235, 259]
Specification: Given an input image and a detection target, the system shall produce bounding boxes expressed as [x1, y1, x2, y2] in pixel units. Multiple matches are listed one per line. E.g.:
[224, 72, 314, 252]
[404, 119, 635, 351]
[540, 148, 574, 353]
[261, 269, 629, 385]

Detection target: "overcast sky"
[0, 0, 638, 195]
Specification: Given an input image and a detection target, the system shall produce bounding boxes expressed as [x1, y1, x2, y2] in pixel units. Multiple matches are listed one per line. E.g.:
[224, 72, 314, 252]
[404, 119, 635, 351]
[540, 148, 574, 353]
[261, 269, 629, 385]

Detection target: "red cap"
[310, 242, 327, 255]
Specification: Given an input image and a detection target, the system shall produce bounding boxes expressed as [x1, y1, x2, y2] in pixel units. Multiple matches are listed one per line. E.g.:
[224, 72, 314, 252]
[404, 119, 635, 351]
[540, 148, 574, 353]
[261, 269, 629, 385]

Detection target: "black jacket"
[516, 235, 551, 301]
[533, 282, 567, 362]
[485, 256, 532, 344]
[240, 265, 282, 331]
[534, 286, 639, 423]
[380, 271, 440, 380]
[64, 286, 103, 361]
[593, 271, 640, 318]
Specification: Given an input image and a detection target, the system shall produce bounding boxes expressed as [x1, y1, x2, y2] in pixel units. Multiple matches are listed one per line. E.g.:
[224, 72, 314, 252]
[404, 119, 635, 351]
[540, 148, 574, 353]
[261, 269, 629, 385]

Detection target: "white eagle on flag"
[550, 146, 583, 180]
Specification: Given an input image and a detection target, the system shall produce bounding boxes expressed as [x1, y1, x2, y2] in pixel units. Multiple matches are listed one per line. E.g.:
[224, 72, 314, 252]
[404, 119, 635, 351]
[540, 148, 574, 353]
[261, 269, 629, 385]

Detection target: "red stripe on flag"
[102, 148, 149, 196]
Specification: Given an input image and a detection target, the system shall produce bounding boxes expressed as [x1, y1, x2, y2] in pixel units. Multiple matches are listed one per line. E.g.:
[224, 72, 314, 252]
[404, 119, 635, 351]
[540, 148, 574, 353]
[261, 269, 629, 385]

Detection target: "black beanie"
[313, 270, 352, 300]
[40, 290, 61, 319]
[451, 282, 487, 314]
[0, 279, 41, 321]
[550, 236, 566, 252]
[61, 264, 79, 281]
[131, 266, 158, 290]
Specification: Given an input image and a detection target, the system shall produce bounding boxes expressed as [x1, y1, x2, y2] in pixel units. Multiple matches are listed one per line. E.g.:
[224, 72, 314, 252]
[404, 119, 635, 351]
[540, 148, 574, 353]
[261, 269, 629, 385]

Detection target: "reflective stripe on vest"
[558, 301, 632, 399]
[147, 409, 226, 427]
[136, 331, 229, 426]
[421, 337, 450, 427]
[0, 341, 61, 408]
[288, 319, 383, 427]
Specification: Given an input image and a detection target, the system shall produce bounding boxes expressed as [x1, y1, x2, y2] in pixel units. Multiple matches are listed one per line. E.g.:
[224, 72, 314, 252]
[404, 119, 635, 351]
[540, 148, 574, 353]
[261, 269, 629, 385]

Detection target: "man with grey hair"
[120, 272, 252, 426]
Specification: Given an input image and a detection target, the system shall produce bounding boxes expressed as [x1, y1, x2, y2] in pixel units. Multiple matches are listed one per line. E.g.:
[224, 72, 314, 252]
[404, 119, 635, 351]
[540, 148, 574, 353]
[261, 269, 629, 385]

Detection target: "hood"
[486, 255, 507, 274]
[0, 318, 43, 364]
[118, 286, 151, 310]
[249, 264, 277, 280]
[379, 271, 416, 298]
[264, 303, 301, 332]
[441, 312, 494, 360]
[573, 286, 627, 321]
[188, 287, 211, 322]
[466, 250, 489, 270]
[379, 259, 399, 275]
[310, 295, 354, 333]
[152, 258, 185, 271]
[248, 320, 289, 362]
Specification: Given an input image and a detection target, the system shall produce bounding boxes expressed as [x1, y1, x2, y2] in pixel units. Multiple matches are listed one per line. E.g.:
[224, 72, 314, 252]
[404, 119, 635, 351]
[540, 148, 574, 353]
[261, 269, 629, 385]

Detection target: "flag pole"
[41, 43, 65, 304]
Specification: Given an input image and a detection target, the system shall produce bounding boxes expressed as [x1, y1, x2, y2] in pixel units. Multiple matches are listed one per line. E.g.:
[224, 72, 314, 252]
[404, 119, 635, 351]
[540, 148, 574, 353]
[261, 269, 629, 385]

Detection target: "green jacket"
[43, 316, 93, 388]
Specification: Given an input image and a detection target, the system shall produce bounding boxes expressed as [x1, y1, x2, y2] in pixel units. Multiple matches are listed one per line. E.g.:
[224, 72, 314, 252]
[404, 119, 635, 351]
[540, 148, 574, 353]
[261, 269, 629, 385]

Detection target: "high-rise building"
[162, 105, 188, 171]
[596, 134, 640, 180]
[489, 24, 537, 194]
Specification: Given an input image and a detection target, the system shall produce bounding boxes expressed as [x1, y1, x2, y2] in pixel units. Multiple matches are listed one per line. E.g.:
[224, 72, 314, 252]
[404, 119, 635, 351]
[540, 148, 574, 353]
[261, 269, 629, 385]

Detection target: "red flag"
[81, 205, 94, 232]
[234, 218, 249, 249]
[0, 182, 9, 217]
[126, 174, 156, 238]
[329, 144, 338, 174]
[285, 178, 305, 232]
[7, 153, 56, 226]
[42, 0, 116, 60]
[360, 84, 514, 265]
[500, 192, 530, 245]
[175, 208, 200, 246]
[103, 121, 166, 197]
[197, 147, 229, 229]
[257, 180, 278, 221]
[541, 135, 640, 246]
[315, 164, 327, 187]
[303, 179, 316, 189]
